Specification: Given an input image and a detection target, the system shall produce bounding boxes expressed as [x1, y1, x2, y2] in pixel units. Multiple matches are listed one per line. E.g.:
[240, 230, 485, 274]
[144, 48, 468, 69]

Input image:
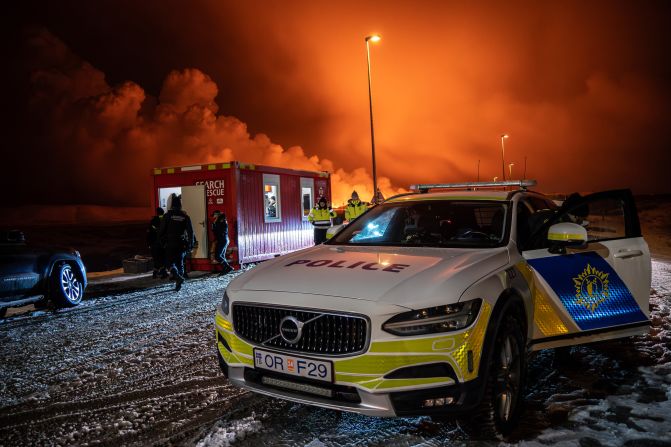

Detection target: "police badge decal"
[573, 263, 610, 312]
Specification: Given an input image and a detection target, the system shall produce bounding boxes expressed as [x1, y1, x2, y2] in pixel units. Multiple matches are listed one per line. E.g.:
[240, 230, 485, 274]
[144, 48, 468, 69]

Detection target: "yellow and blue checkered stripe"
[527, 252, 646, 331]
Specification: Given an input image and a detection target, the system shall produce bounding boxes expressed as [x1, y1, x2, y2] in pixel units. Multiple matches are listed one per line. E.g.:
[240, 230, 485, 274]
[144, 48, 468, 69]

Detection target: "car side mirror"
[547, 222, 587, 254]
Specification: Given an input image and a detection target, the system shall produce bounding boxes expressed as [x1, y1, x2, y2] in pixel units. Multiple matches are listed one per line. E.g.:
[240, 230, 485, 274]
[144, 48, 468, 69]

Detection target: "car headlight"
[382, 298, 482, 336]
[221, 290, 230, 315]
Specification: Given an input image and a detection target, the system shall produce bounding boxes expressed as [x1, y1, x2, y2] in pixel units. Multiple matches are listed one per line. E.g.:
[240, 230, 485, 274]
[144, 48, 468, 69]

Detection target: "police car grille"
[232, 304, 368, 356]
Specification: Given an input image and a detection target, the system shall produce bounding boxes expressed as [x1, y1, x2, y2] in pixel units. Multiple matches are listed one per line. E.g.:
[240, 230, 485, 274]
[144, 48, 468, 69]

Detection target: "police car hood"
[229, 244, 509, 307]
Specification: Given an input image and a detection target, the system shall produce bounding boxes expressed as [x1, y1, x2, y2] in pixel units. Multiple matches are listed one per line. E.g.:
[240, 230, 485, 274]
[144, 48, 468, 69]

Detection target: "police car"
[214, 180, 650, 437]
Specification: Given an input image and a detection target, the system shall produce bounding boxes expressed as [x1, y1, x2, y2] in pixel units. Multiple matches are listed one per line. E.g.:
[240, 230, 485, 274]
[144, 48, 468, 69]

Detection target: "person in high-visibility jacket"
[308, 197, 336, 245]
[344, 190, 369, 222]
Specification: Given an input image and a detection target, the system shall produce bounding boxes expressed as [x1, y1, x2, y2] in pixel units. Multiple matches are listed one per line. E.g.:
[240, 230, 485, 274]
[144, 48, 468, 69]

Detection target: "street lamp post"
[366, 34, 381, 203]
[500, 134, 509, 181]
[477, 159, 480, 182]
[508, 162, 515, 179]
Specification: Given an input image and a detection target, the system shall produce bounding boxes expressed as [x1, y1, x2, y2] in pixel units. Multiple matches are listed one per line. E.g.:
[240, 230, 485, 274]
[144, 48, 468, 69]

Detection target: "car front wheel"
[50, 263, 84, 308]
[459, 310, 527, 439]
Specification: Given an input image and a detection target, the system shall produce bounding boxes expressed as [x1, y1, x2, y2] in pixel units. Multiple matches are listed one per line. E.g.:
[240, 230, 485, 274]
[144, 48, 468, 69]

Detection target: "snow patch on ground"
[195, 414, 263, 447]
[518, 365, 671, 447]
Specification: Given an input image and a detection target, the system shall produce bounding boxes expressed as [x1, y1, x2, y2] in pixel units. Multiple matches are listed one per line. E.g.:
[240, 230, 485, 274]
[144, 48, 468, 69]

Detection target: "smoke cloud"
[12, 28, 403, 208]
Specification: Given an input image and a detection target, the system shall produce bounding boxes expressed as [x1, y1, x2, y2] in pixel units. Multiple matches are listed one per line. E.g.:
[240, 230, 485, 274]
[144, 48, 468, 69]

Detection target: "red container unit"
[152, 161, 331, 271]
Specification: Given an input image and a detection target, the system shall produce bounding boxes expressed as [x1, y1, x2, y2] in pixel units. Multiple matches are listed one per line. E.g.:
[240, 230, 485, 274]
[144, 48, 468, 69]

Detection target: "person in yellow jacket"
[344, 191, 369, 222]
[308, 197, 336, 244]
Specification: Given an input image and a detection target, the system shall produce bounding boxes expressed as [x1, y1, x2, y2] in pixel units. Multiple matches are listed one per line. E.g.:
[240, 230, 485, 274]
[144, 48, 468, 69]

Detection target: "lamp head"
[365, 34, 382, 43]
[501, 133, 509, 139]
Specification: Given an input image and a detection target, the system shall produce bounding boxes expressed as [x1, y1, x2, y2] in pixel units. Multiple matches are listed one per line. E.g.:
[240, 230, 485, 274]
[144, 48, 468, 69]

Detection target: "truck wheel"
[459, 311, 527, 439]
[50, 263, 84, 308]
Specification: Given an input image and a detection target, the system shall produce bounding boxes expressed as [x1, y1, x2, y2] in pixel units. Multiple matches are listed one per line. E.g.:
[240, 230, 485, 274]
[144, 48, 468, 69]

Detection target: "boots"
[171, 266, 185, 291]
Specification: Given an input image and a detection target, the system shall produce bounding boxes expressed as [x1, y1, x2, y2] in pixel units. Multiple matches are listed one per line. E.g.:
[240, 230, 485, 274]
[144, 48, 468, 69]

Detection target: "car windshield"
[330, 200, 509, 248]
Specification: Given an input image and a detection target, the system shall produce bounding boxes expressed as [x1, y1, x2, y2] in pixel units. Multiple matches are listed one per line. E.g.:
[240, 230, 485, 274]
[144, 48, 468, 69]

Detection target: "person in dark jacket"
[158, 194, 194, 291]
[211, 210, 233, 275]
[147, 207, 168, 279]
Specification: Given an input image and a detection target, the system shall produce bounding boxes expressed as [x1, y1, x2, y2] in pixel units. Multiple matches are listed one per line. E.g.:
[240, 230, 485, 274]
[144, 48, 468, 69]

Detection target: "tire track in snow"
[0, 271, 245, 446]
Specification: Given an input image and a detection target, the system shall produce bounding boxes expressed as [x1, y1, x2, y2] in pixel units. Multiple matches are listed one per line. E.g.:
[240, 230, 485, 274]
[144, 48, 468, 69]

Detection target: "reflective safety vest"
[345, 200, 368, 221]
[308, 207, 336, 229]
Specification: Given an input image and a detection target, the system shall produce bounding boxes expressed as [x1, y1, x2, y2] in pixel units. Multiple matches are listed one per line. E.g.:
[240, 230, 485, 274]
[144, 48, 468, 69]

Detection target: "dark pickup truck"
[0, 230, 87, 317]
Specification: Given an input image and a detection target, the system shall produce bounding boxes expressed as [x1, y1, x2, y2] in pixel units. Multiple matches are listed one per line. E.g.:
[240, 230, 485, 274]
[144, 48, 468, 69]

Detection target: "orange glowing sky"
[3, 0, 671, 208]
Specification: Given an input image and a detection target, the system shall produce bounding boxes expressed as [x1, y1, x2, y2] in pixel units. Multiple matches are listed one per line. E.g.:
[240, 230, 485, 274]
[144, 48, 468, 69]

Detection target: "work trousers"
[214, 238, 231, 269]
[165, 244, 187, 279]
[313, 228, 328, 245]
[150, 244, 165, 272]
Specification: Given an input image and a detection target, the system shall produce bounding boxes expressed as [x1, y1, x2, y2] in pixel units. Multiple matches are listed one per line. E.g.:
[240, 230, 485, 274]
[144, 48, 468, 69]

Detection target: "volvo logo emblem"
[279, 316, 304, 344]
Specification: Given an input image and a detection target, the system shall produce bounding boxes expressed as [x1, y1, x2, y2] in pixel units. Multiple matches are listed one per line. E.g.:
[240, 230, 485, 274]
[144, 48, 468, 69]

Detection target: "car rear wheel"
[50, 263, 83, 308]
[459, 310, 526, 439]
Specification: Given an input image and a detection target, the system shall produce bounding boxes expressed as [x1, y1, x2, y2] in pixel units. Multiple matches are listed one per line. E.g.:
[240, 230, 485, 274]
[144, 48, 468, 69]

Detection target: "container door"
[181, 185, 208, 259]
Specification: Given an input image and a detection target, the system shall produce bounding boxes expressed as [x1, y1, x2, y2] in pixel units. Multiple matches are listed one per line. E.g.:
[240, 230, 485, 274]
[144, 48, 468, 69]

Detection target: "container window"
[263, 174, 281, 222]
[300, 178, 315, 221]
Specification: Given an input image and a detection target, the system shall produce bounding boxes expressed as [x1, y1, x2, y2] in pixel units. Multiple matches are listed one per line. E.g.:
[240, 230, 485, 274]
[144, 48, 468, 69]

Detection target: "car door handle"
[614, 249, 643, 259]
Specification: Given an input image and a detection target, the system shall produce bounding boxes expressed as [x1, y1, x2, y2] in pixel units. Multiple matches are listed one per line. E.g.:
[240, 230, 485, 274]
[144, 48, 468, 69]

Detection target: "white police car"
[215, 181, 650, 437]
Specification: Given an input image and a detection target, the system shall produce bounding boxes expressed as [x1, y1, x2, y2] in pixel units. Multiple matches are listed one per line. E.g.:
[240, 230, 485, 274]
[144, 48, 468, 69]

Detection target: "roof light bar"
[410, 180, 537, 193]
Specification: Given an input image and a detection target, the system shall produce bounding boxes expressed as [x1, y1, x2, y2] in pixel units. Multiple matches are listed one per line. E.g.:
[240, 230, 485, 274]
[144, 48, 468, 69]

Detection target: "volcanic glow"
[3, 1, 671, 212]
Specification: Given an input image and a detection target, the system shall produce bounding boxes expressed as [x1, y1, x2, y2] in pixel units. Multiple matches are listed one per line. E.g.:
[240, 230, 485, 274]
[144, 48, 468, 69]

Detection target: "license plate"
[253, 349, 333, 382]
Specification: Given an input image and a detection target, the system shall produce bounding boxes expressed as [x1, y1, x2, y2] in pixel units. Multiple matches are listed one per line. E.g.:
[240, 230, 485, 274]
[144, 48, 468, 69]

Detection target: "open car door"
[520, 189, 651, 349]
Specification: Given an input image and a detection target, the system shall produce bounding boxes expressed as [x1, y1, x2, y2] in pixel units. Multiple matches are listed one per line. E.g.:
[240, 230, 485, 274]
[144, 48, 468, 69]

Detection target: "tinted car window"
[330, 201, 509, 248]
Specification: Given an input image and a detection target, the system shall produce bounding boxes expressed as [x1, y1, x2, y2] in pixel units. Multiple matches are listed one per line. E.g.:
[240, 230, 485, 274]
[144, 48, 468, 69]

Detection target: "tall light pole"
[508, 162, 515, 179]
[500, 134, 509, 181]
[477, 159, 481, 182]
[366, 34, 381, 203]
